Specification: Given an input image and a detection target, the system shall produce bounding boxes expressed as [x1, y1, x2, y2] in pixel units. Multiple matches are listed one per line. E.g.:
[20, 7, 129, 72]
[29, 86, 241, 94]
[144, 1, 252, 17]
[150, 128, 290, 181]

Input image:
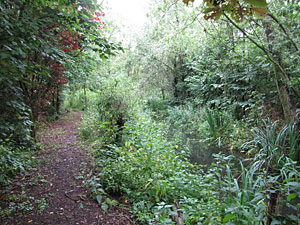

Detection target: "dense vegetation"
[0, 0, 119, 183]
[1, 0, 300, 224]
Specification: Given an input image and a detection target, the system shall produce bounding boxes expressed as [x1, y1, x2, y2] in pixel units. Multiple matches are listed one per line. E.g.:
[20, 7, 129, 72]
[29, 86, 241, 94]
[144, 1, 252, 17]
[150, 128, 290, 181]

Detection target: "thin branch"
[249, 19, 264, 41]
[158, 0, 179, 25]
[151, 55, 176, 73]
[267, 13, 299, 52]
[223, 13, 300, 98]
[181, 10, 202, 33]
[223, 13, 269, 57]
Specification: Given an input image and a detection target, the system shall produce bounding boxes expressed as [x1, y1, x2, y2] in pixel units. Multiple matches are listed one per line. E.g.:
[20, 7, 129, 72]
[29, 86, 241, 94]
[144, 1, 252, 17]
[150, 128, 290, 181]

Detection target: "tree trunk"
[224, 13, 294, 123]
[161, 88, 165, 100]
[179, 54, 186, 105]
[273, 57, 293, 123]
[263, 18, 293, 224]
[262, 19, 293, 123]
[173, 59, 179, 101]
[56, 88, 60, 115]
[83, 79, 87, 110]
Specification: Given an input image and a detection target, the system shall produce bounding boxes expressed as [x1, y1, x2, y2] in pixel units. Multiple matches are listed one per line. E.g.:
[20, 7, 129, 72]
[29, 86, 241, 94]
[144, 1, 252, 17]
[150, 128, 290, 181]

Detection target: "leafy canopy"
[183, 0, 268, 20]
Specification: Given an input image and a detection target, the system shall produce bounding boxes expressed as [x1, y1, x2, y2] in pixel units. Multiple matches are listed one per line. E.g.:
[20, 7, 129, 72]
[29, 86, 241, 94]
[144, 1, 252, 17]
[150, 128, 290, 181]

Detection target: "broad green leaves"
[243, 0, 267, 8]
[182, 0, 268, 20]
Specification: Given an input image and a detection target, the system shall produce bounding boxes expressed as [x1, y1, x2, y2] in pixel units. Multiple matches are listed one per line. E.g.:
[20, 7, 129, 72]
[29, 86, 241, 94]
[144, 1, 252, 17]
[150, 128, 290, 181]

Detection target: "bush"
[89, 113, 300, 224]
[79, 85, 129, 145]
[164, 105, 241, 147]
[144, 98, 169, 119]
[222, 157, 300, 225]
[0, 143, 35, 185]
[93, 113, 229, 224]
[0, 77, 33, 145]
[244, 119, 300, 164]
[165, 104, 203, 135]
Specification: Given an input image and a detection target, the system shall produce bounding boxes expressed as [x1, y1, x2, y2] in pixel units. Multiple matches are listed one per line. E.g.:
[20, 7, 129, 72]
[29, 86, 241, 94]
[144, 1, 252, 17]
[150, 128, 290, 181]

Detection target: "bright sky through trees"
[104, 0, 150, 28]
[102, 0, 150, 44]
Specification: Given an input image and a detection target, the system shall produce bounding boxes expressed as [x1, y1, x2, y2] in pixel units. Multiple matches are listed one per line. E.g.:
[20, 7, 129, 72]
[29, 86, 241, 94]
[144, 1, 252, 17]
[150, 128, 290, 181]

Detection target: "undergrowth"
[0, 143, 37, 186]
[82, 99, 300, 224]
[78, 83, 300, 224]
[145, 98, 252, 149]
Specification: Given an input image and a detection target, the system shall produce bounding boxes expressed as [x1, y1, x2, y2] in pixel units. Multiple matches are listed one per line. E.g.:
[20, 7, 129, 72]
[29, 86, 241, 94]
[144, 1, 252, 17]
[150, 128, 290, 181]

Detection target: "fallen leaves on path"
[0, 112, 135, 225]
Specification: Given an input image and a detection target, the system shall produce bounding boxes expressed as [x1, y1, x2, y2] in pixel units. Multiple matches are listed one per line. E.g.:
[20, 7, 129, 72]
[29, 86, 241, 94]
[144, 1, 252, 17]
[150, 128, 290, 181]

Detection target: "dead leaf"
[252, 7, 268, 18]
[183, 0, 195, 5]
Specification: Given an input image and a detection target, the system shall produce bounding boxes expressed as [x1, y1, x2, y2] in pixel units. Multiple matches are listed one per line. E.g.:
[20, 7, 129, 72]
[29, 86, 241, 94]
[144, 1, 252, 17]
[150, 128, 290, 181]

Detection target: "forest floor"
[0, 112, 135, 225]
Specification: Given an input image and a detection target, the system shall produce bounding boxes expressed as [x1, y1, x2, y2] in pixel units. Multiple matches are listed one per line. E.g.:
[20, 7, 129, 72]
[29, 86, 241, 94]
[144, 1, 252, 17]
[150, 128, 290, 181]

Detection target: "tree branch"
[223, 13, 270, 57]
[149, 54, 176, 73]
[223, 13, 300, 98]
[267, 13, 299, 52]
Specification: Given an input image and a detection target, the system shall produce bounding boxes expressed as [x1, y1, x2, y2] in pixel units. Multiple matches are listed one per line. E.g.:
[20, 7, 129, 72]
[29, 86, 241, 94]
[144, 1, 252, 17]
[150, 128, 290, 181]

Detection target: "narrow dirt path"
[0, 112, 134, 225]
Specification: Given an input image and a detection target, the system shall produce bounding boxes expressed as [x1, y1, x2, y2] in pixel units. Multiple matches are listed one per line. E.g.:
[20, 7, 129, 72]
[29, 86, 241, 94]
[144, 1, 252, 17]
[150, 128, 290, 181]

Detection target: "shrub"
[144, 98, 169, 116]
[79, 85, 129, 145]
[165, 104, 203, 135]
[93, 113, 229, 224]
[90, 115, 300, 224]
[0, 143, 35, 185]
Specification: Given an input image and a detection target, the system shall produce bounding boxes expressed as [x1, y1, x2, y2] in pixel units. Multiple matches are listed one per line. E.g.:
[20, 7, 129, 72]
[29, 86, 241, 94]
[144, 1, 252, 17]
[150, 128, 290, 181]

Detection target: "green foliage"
[94, 114, 226, 223]
[0, 194, 48, 218]
[0, 77, 33, 145]
[80, 80, 129, 145]
[63, 89, 98, 111]
[144, 98, 169, 119]
[84, 94, 300, 224]
[0, 143, 36, 185]
[136, 0, 300, 123]
[165, 104, 203, 135]
[204, 108, 230, 140]
[163, 104, 244, 148]
[221, 120, 300, 224]
[222, 161, 268, 224]
[66, 0, 300, 224]
[244, 119, 300, 164]
[0, 0, 119, 143]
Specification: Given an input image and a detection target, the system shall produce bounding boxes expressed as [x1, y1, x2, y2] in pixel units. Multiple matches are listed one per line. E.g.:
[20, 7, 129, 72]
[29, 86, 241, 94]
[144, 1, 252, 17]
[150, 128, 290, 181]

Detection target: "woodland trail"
[0, 112, 134, 225]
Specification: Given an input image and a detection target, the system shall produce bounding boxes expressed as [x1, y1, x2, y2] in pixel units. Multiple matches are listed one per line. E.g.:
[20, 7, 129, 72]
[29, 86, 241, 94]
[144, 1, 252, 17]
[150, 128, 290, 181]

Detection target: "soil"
[0, 112, 135, 225]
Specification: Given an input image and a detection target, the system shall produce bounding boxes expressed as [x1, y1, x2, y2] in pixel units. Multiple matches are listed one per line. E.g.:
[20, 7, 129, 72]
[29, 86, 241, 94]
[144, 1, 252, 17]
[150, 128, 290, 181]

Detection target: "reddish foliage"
[59, 29, 83, 53]
[89, 9, 106, 29]
[37, 3, 106, 110]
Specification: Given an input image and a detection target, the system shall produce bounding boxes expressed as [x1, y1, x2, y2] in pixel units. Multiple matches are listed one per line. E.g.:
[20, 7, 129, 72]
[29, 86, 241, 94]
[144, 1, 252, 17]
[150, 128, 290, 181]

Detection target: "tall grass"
[205, 109, 225, 138]
[165, 104, 203, 134]
[238, 119, 300, 224]
[244, 119, 300, 165]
